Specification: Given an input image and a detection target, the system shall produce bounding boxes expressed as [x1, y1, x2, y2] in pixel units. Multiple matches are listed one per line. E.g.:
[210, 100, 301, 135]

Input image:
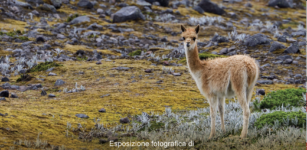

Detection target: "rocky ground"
[0, 0, 306, 149]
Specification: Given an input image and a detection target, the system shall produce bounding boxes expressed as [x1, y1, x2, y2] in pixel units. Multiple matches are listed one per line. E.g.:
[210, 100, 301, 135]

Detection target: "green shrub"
[139, 121, 165, 132]
[27, 62, 61, 73]
[0, 32, 4, 36]
[254, 111, 305, 129]
[128, 50, 142, 56]
[67, 14, 79, 22]
[76, 56, 88, 61]
[18, 36, 29, 41]
[6, 31, 16, 37]
[260, 88, 305, 109]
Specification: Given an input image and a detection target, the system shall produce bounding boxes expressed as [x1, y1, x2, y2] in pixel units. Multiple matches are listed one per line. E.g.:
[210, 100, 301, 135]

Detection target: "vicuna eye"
[182, 37, 185, 40]
[193, 37, 196, 41]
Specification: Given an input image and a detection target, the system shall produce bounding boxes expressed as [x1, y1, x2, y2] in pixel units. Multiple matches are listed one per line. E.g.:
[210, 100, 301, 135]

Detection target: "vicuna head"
[181, 24, 200, 51]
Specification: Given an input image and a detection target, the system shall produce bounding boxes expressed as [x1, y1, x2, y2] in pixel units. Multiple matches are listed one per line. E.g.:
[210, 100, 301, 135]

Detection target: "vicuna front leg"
[208, 97, 218, 139]
[218, 97, 226, 133]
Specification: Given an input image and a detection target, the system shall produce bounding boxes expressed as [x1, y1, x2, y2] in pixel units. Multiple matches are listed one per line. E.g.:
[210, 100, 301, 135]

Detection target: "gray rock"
[40, 3, 57, 13]
[10, 93, 18, 98]
[99, 108, 106, 112]
[48, 94, 56, 97]
[111, 67, 130, 71]
[277, 55, 292, 61]
[11, 0, 33, 9]
[48, 72, 57, 76]
[243, 33, 271, 47]
[137, 0, 152, 7]
[0, 97, 6, 101]
[291, 30, 306, 37]
[269, 41, 286, 52]
[277, 35, 287, 42]
[268, 0, 293, 8]
[1, 77, 9, 82]
[197, 0, 225, 15]
[120, 117, 130, 123]
[284, 42, 300, 54]
[76, 114, 89, 118]
[0, 90, 9, 97]
[211, 34, 229, 43]
[51, 0, 62, 9]
[55, 79, 65, 86]
[257, 80, 273, 84]
[97, 8, 104, 14]
[57, 34, 66, 39]
[219, 48, 228, 54]
[46, 67, 54, 72]
[256, 89, 265, 95]
[41, 90, 47, 96]
[283, 59, 292, 64]
[100, 94, 110, 98]
[113, 6, 145, 23]
[69, 16, 91, 25]
[2, 83, 11, 89]
[77, 0, 94, 9]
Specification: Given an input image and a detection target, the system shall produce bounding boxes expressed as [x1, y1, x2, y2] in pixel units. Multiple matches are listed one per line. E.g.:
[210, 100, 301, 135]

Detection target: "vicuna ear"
[181, 25, 186, 32]
[195, 25, 200, 34]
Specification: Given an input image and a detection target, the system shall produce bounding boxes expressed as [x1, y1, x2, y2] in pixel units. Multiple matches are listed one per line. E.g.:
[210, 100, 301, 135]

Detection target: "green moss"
[6, 31, 16, 37]
[18, 36, 29, 41]
[0, 32, 4, 35]
[67, 14, 79, 22]
[128, 50, 142, 56]
[27, 62, 61, 73]
[87, 34, 98, 38]
[254, 111, 305, 129]
[76, 56, 88, 61]
[139, 121, 165, 132]
[260, 88, 305, 109]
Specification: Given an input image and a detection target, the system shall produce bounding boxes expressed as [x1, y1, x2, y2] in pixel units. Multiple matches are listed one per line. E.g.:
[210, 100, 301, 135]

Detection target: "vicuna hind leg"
[232, 74, 250, 138]
[208, 96, 218, 139]
[218, 97, 226, 133]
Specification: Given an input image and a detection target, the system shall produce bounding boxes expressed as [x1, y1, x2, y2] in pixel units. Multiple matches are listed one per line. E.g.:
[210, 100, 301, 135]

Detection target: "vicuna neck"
[185, 44, 203, 73]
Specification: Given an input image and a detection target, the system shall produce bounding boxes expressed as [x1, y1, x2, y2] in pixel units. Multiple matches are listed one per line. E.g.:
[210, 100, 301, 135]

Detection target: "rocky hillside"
[0, 0, 306, 149]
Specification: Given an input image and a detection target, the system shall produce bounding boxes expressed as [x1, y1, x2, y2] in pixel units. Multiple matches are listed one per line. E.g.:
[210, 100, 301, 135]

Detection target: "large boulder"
[196, 0, 225, 15]
[77, 0, 94, 9]
[69, 16, 91, 25]
[243, 33, 271, 47]
[112, 6, 145, 23]
[39, 3, 57, 13]
[269, 41, 286, 53]
[284, 42, 300, 54]
[51, 0, 62, 9]
[145, 0, 169, 7]
[268, 0, 293, 8]
[11, 0, 33, 9]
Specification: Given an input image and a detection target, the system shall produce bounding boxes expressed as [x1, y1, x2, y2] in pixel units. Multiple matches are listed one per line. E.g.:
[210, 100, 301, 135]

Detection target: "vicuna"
[180, 25, 259, 139]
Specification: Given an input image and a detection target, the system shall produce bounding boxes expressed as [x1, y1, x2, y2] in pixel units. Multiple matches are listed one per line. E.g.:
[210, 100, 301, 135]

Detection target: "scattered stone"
[257, 80, 273, 84]
[48, 72, 57, 76]
[101, 94, 110, 98]
[75, 114, 89, 118]
[69, 16, 91, 25]
[41, 90, 47, 96]
[120, 117, 130, 123]
[145, 69, 152, 73]
[284, 42, 300, 54]
[196, 0, 225, 15]
[55, 79, 65, 86]
[256, 89, 265, 95]
[48, 94, 56, 97]
[77, 0, 94, 9]
[269, 41, 286, 53]
[0, 90, 9, 97]
[112, 6, 145, 23]
[96, 61, 102, 65]
[172, 73, 181, 76]
[10, 93, 18, 98]
[243, 33, 271, 47]
[1, 77, 9, 82]
[0, 97, 6, 101]
[99, 108, 106, 112]
[108, 137, 118, 142]
[268, 0, 293, 8]
[111, 67, 130, 71]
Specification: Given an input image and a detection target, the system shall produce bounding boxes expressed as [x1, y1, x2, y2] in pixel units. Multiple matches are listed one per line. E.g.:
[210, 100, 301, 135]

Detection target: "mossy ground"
[0, 57, 304, 149]
[0, 0, 306, 149]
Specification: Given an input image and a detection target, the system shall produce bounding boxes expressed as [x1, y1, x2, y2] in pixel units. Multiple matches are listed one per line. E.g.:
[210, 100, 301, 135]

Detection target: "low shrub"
[260, 88, 305, 109]
[254, 111, 305, 129]
[128, 50, 142, 56]
[27, 62, 61, 73]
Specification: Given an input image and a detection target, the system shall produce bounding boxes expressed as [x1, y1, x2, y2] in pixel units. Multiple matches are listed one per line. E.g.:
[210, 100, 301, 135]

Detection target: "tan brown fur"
[180, 25, 259, 139]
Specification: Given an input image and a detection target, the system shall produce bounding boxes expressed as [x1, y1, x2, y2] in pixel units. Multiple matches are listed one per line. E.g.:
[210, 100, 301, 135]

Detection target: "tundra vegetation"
[0, 0, 306, 149]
